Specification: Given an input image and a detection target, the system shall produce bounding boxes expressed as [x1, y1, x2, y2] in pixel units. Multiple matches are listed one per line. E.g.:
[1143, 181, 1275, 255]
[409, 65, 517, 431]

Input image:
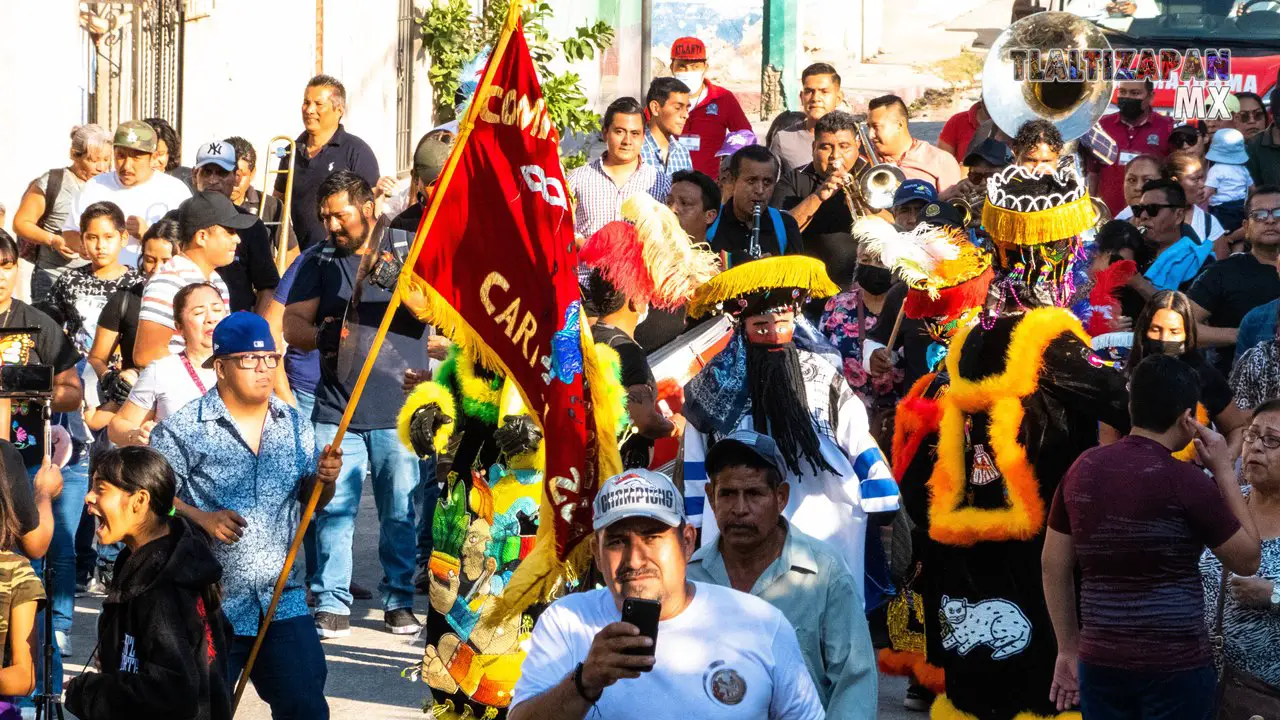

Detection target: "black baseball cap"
[705, 430, 789, 478]
[963, 138, 1012, 168]
[919, 201, 966, 229]
[178, 191, 257, 243]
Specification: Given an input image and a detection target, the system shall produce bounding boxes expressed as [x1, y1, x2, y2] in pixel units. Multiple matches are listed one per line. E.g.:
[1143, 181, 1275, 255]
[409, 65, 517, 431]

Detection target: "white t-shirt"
[128, 352, 216, 421]
[1115, 203, 1225, 245]
[511, 583, 825, 720]
[138, 254, 230, 353]
[62, 171, 191, 268]
[1206, 163, 1253, 205]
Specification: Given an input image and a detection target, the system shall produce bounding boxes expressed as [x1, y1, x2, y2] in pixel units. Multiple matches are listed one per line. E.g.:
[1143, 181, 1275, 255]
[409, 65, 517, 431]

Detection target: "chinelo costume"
[679, 255, 899, 602]
[913, 160, 1129, 720]
[394, 193, 713, 720]
[852, 215, 995, 697]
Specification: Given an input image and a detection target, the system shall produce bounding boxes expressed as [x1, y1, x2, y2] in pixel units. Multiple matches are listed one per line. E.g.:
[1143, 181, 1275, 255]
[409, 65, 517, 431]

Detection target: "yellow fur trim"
[686, 255, 840, 319]
[930, 694, 1082, 720]
[929, 307, 1090, 546]
[396, 380, 457, 457]
[591, 343, 631, 434]
[982, 194, 1097, 247]
[1172, 403, 1211, 462]
[491, 320, 625, 620]
[620, 194, 721, 309]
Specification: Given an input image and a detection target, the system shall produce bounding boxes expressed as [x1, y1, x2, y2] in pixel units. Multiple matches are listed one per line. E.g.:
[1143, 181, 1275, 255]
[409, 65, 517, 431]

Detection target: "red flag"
[400, 13, 620, 608]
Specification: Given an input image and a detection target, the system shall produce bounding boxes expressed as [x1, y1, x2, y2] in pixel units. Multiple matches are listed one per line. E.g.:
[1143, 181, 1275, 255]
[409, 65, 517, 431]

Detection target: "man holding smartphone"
[510, 469, 824, 720]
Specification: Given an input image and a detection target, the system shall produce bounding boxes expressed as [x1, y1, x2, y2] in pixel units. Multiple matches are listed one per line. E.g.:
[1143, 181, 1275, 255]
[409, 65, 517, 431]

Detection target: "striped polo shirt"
[138, 254, 230, 353]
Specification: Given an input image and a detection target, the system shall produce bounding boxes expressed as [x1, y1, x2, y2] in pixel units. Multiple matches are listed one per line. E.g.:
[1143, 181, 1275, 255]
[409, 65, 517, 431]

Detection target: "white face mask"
[674, 71, 705, 94]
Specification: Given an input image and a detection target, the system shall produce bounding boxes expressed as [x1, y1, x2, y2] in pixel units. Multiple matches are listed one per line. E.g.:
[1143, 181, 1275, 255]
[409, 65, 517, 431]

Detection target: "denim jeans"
[1078, 661, 1217, 720]
[45, 447, 89, 636]
[310, 424, 421, 615]
[415, 459, 439, 567]
[292, 390, 318, 582]
[229, 615, 329, 719]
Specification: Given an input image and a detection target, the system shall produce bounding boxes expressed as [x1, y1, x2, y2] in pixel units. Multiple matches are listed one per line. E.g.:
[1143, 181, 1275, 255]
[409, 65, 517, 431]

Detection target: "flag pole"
[231, 2, 526, 713]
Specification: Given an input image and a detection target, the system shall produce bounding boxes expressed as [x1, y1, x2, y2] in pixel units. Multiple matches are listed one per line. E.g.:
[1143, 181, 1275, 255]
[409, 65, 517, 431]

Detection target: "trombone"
[853, 122, 906, 213]
[260, 136, 296, 274]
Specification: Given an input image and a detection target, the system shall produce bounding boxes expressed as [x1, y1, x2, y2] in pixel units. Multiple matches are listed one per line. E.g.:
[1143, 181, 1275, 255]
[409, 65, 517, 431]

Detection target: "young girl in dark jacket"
[66, 446, 232, 720]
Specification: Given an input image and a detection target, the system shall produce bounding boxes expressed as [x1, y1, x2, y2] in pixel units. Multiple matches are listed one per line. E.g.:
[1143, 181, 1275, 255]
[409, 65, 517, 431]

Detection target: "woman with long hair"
[66, 446, 231, 719]
[107, 282, 224, 446]
[1113, 291, 1250, 452]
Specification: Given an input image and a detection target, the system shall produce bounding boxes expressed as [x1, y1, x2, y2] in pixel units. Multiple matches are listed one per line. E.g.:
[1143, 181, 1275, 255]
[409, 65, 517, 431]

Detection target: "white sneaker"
[54, 630, 72, 658]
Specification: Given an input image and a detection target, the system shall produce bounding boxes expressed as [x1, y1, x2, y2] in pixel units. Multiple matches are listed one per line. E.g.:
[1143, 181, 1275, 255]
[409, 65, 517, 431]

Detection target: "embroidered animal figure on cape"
[939, 595, 1032, 660]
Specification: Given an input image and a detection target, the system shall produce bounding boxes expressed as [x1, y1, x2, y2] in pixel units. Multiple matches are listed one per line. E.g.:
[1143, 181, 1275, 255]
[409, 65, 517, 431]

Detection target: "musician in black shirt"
[708, 145, 803, 268]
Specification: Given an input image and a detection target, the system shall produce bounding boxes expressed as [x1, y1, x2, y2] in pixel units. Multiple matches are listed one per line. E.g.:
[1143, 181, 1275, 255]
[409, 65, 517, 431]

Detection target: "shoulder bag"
[1213, 567, 1280, 719]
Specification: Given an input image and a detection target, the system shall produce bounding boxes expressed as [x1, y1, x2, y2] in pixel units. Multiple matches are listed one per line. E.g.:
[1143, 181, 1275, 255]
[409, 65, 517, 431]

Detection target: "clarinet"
[749, 202, 762, 259]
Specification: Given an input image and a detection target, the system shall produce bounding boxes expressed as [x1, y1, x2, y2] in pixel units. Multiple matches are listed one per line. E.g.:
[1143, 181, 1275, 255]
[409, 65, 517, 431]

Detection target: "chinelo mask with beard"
[744, 340, 836, 476]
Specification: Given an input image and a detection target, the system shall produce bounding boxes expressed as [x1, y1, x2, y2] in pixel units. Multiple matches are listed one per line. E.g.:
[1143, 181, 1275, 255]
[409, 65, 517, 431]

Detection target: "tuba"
[981, 12, 1114, 143]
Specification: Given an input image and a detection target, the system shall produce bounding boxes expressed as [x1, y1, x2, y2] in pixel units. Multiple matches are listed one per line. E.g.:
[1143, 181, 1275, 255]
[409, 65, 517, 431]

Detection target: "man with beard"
[913, 159, 1131, 720]
[282, 170, 427, 640]
[679, 255, 899, 603]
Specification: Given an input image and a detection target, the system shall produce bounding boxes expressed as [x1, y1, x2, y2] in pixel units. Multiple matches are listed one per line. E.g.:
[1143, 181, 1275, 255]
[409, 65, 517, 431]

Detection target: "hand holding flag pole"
[230, 2, 527, 713]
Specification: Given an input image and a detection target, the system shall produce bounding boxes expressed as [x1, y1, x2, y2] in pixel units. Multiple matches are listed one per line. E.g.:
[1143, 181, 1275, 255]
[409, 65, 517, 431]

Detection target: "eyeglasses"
[1243, 428, 1280, 449]
[1248, 208, 1280, 222]
[1131, 203, 1181, 218]
[225, 353, 280, 370]
[1237, 110, 1266, 122]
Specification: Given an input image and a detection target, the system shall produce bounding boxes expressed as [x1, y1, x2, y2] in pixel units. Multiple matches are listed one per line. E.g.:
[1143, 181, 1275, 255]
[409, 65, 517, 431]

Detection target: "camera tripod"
[33, 559, 64, 720]
[34, 397, 63, 720]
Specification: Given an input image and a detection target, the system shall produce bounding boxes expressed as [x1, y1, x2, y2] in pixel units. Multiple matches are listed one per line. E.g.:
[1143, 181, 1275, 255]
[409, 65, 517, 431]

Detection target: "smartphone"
[620, 597, 661, 667]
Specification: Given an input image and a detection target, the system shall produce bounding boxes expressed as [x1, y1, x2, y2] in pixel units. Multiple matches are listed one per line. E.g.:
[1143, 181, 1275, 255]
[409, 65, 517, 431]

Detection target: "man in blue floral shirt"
[151, 311, 341, 717]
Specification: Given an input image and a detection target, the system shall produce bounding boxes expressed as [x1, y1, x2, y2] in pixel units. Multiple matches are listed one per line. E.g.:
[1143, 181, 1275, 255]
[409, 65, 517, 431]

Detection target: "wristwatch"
[1270, 581, 1280, 609]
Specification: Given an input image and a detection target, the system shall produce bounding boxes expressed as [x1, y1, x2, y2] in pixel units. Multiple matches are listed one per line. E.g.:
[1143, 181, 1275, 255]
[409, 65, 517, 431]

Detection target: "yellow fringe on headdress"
[396, 379, 457, 457]
[686, 255, 839, 319]
[487, 328, 625, 622]
[620, 194, 721, 309]
[982, 194, 1097, 247]
[930, 693, 1081, 720]
[928, 307, 1089, 546]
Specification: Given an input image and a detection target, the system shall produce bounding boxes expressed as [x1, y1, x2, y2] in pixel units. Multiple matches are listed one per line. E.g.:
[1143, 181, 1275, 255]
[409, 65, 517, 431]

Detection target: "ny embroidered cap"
[205, 311, 276, 368]
[194, 141, 237, 172]
[593, 469, 686, 531]
[113, 120, 158, 153]
[178, 191, 258, 245]
[892, 179, 937, 208]
[705, 430, 788, 479]
[670, 36, 706, 62]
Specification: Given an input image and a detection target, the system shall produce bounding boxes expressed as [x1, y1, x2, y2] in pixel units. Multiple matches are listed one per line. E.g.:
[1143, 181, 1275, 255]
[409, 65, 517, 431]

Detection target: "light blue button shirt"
[687, 520, 878, 718]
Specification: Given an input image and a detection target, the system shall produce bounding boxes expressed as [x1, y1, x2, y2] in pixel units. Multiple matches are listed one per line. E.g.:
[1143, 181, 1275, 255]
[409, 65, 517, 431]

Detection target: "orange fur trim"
[892, 373, 943, 482]
[929, 308, 1090, 546]
[878, 648, 920, 676]
[930, 693, 1082, 720]
[914, 660, 946, 694]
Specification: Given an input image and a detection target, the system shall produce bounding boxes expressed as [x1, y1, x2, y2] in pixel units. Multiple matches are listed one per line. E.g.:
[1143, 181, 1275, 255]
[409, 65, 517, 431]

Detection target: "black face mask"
[1116, 97, 1145, 121]
[1142, 337, 1185, 357]
[855, 265, 894, 295]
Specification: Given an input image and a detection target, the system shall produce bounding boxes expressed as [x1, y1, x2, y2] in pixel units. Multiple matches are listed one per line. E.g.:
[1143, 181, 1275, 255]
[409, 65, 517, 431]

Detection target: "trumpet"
[855, 122, 906, 211]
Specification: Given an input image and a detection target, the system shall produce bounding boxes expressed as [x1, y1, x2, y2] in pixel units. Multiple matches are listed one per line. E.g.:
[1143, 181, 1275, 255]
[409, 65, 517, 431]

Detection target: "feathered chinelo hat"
[854, 216, 993, 322]
[686, 255, 840, 320]
[579, 194, 721, 310]
[981, 160, 1097, 247]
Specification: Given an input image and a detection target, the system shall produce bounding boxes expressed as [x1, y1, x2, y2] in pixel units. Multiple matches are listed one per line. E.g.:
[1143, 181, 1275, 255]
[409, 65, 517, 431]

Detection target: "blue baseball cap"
[892, 179, 937, 209]
[705, 429, 790, 478]
[204, 311, 277, 368]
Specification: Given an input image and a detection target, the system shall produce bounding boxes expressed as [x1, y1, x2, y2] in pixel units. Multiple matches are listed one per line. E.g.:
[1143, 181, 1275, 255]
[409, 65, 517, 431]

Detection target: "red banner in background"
[405, 19, 609, 570]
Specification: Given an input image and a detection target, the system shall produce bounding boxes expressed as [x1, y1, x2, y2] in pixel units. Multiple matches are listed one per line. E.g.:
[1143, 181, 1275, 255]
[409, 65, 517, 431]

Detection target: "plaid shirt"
[567, 155, 672, 239]
[639, 129, 693, 177]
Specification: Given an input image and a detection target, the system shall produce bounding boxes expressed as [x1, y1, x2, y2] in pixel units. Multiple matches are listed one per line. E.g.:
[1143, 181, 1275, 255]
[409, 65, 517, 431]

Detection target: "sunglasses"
[1169, 133, 1198, 148]
[1131, 203, 1181, 217]
[1237, 110, 1266, 122]
[1248, 208, 1280, 222]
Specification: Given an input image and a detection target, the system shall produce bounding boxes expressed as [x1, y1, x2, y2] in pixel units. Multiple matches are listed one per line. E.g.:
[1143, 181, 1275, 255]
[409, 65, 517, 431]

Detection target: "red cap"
[671, 36, 706, 61]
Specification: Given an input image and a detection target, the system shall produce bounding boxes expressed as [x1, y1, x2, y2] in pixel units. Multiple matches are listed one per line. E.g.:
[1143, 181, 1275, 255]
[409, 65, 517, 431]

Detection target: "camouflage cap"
[113, 120, 157, 153]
